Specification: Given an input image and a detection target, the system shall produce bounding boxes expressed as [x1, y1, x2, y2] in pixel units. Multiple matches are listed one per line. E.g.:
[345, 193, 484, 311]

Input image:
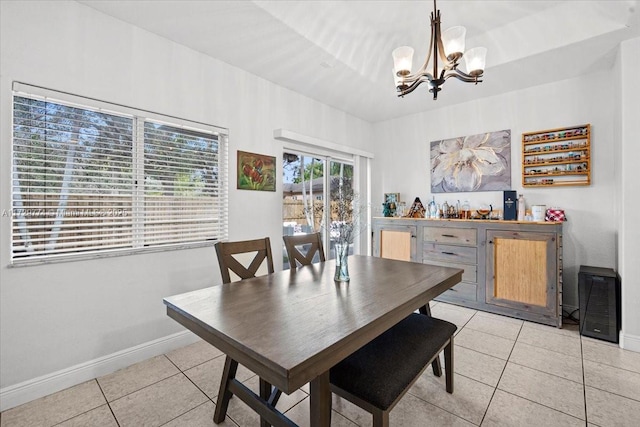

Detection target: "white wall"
[0, 0, 372, 404]
[372, 71, 618, 313]
[618, 37, 640, 350]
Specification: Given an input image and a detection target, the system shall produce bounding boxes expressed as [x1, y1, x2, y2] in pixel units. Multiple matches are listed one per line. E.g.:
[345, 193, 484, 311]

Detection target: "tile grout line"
[102, 370, 195, 422]
[478, 322, 588, 423]
[476, 317, 524, 426]
[165, 354, 216, 401]
[403, 392, 478, 426]
[165, 351, 277, 426]
[92, 379, 121, 427]
[581, 336, 589, 425]
[407, 312, 516, 427]
[160, 355, 220, 425]
[583, 383, 640, 404]
[490, 323, 590, 424]
[580, 349, 640, 376]
[453, 342, 509, 362]
[107, 356, 181, 398]
[492, 389, 586, 425]
[46, 379, 118, 427]
[162, 353, 257, 426]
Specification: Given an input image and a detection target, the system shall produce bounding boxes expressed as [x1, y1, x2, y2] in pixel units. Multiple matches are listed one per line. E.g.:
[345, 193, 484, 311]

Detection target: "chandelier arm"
[434, 9, 453, 69]
[431, 9, 441, 81]
[444, 72, 482, 84]
[416, 9, 437, 75]
[448, 68, 479, 79]
[402, 71, 435, 85]
[444, 68, 483, 80]
[397, 76, 432, 97]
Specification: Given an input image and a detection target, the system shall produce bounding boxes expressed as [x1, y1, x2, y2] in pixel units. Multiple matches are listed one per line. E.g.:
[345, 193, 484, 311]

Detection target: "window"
[10, 86, 228, 264]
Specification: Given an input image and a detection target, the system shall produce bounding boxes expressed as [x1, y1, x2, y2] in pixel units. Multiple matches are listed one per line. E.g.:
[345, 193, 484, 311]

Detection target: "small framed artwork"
[237, 150, 276, 191]
[384, 193, 399, 205]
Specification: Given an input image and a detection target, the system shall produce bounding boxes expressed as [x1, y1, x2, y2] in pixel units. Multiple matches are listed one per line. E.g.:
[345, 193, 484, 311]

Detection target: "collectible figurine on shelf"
[405, 197, 426, 218]
[382, 201, 396, 217]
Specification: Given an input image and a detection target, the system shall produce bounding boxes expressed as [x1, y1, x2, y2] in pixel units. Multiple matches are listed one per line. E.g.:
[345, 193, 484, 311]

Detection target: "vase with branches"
[329, 177, 366, 282]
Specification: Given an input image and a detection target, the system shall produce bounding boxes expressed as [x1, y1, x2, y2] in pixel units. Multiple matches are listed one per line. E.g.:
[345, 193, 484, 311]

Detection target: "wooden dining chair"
[213, 237, 280, 423]
[215, 237, 275, 284]
[282, 232, 325, 269]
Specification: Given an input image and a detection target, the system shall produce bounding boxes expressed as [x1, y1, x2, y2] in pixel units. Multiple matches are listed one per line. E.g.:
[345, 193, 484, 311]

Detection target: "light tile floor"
[2, 302, 640, 427]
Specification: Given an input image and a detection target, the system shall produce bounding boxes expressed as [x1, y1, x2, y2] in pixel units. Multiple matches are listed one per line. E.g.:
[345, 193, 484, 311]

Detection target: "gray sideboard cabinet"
[372, 217, 563, 327]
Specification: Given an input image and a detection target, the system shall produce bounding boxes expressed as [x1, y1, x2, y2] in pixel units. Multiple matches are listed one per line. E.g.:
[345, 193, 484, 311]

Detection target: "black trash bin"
[578, 265, 620, 343]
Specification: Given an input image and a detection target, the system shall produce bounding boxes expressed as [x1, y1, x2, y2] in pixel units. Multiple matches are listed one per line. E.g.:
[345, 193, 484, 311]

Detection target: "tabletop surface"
[163, 255, 462, 393]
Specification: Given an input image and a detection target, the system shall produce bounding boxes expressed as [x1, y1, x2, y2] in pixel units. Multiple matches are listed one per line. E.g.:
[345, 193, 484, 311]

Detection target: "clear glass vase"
[334, 243, 350, 282]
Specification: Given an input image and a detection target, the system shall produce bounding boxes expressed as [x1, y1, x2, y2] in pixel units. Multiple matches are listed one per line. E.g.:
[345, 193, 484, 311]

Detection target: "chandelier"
[392, 0, 487, 99]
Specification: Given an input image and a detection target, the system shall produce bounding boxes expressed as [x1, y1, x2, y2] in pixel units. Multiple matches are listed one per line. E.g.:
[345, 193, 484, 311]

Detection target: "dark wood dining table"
[163, 255, 462, 427]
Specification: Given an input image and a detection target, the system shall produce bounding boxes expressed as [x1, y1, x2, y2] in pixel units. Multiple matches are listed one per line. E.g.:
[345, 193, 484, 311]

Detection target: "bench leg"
[444, 338, 454, 393]
[214, 356, 238, 423]
[419, 304, 443, 377]
[373, 410, 390, 427]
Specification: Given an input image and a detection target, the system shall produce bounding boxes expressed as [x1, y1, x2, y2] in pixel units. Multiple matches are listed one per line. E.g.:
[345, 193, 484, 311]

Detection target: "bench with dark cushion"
[330, 313, 457, 427]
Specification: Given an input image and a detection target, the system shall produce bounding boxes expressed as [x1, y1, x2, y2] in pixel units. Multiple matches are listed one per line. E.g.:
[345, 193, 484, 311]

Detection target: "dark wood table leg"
[259, 378, 273, 427]
[420, 303, 443, 377]
[309, 371, 331, 427]
[213, 356, 238, 423]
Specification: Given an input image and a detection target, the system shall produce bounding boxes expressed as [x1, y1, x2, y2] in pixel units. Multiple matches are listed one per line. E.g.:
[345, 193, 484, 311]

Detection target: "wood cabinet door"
[486, 230, 557, 317]
[374, 225, 417, 262]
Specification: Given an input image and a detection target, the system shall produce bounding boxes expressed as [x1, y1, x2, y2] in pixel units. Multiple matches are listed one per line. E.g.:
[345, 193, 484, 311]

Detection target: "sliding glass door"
[282, 151, 354, 269]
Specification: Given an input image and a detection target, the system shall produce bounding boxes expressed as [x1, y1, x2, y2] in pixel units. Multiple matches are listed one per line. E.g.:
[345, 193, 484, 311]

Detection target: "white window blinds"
[11, 90, 228, 264]
[142, 121, 227, 247]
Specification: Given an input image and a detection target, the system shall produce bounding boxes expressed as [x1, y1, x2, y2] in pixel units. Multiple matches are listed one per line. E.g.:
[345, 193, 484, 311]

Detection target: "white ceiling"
[79, 0, 639, 123]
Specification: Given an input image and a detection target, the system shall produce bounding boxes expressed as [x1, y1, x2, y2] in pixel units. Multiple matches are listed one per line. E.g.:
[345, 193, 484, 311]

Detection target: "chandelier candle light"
[392, 0, 487, 99]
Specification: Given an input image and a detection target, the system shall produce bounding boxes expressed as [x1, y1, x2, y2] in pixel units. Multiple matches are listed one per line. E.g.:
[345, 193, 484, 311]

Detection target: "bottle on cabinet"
[503, 191, 517, 220]
[461, 200, 471, 219]
[517, 194, 526, 221]
[428, 197, 438, 218]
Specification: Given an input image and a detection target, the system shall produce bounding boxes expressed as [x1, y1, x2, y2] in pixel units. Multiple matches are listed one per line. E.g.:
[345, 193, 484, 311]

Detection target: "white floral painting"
[430, 129, 511, 193]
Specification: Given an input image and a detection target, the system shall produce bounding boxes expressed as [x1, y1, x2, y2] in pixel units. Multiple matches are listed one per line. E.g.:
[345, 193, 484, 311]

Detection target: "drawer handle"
[442, 234, 457, 238]
[441, 251, 456, 255]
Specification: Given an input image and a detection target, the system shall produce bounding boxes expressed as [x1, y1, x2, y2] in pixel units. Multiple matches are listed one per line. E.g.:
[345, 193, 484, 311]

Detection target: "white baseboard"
[0, 330, 199, 412]
[621, 332, 640, 353]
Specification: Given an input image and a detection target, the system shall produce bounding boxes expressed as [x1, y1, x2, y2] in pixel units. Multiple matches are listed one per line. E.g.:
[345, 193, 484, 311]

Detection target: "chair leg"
[419, 304, 443, 377]
[213, 356, 238, 423]
[444, 338, 454, 393]
[373, 409, 390, 427]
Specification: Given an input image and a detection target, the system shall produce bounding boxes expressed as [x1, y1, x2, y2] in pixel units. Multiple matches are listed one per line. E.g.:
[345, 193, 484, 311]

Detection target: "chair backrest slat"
[283, 233, 325, 270]
[215, 237, 274, 284]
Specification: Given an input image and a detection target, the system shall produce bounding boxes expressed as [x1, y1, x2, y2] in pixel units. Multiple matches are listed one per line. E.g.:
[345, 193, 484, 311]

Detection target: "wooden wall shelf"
[522, 124, 591, 187]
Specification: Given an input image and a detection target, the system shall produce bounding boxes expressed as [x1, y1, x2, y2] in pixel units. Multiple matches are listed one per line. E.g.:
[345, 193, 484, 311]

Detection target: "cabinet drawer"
[423, 227, 477, 246]
[422, 260, 477, 284]
[441, 282, 477, 302]
[423, 243, 477, 264]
